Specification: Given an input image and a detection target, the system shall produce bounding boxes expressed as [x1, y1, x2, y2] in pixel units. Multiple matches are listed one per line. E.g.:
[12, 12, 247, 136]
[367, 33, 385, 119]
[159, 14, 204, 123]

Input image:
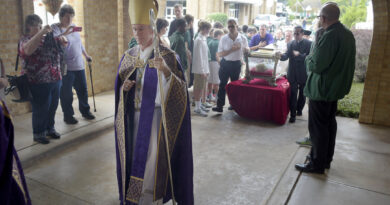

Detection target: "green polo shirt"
[304, 22, 356, 101]
[208, 38, 219, 62]
[170, 31, 187, 70]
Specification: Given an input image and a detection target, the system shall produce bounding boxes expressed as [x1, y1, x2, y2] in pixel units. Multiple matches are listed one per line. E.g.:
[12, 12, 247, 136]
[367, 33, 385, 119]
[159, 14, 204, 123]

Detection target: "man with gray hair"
[295, 2, 356, 174]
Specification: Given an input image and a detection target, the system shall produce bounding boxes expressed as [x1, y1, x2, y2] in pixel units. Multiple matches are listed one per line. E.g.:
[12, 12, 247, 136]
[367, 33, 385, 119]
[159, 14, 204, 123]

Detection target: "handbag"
[5, 42, 32, 102]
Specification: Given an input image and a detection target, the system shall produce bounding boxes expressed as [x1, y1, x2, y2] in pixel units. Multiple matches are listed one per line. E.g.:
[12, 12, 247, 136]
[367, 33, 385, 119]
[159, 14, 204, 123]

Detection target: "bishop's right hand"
[123, 79, 135, 92]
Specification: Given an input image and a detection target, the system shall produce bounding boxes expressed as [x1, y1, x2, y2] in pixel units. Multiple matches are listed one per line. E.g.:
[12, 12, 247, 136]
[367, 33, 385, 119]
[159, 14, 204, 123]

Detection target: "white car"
[254, 14, 281, 31]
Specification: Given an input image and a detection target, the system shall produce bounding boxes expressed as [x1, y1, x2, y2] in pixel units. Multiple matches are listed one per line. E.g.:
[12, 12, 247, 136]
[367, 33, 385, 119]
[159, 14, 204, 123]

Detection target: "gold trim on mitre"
[129, 0, 158, 25]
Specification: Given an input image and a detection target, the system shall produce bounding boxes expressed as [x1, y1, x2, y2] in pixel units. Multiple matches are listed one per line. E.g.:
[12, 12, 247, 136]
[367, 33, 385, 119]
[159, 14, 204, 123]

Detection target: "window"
[228, 3, 239, 19]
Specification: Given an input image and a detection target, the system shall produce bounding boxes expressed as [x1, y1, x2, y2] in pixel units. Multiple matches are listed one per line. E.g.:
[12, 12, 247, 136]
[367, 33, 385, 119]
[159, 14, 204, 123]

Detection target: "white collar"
[139, 41, 156, 62]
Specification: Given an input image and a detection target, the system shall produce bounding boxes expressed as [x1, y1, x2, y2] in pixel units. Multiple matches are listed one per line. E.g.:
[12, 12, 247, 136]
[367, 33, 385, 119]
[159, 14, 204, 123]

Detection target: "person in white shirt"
[212, 19, 249, 113]
[192, 21, 212, 117]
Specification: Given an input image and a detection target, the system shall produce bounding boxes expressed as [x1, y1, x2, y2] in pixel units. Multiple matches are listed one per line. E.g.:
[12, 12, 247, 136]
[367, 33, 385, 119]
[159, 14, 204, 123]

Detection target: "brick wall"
[0, 0, 33, 115]
[0, 0, 122, 115]
[82, 0, 119, 95]
[360, 0, 390, 126]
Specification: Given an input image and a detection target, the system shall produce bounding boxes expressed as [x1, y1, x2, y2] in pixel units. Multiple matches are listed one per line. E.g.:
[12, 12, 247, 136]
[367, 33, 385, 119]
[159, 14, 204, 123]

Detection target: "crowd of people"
[153, 2, 356, 177]
[156, 4, 314, 118]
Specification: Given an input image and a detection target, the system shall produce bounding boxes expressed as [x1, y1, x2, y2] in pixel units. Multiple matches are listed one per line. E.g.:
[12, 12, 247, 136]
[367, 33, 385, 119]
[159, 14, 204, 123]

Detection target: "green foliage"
[206, 13, 228, 26]
[336, 82, 364, 118]
[320, 0, 368, 28]
[287, 0, 304, 12]
[352, 29, 372, 82]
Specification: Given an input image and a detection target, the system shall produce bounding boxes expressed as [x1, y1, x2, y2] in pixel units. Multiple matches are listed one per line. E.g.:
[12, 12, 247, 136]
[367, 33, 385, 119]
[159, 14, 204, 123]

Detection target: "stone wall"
[360, 0, 390, 126]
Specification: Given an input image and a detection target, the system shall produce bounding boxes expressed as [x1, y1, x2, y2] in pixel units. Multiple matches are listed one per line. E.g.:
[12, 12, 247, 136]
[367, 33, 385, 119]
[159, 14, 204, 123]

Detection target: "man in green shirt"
[295, 3, 356, 174]
[170, 18, 188, 71]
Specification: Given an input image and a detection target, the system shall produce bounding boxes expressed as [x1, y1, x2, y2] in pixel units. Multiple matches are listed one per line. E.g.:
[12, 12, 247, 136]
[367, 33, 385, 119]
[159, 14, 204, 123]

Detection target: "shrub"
[336, 82, 364, 118]
[351, 29, 372, 82]
[206, 13, 228, 27]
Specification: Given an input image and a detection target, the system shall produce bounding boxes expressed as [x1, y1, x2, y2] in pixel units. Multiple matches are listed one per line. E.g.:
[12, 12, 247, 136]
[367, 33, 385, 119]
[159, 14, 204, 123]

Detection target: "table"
[226, 77, 290, 125]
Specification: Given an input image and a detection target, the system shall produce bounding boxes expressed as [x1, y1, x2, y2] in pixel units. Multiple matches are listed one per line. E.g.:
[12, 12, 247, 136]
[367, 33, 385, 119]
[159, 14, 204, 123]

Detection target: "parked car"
[254, 14, 281, 32]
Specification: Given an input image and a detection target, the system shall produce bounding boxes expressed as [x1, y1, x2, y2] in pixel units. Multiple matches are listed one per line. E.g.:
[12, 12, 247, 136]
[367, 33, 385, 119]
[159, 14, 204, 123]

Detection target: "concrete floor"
[23, 94, 309, 205]
[288, 117, 390, 205]
[18, 91, 390, 205]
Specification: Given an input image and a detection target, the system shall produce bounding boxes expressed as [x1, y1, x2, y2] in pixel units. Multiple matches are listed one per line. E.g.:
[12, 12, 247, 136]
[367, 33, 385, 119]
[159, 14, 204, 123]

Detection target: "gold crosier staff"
[149, 8, 177, 205]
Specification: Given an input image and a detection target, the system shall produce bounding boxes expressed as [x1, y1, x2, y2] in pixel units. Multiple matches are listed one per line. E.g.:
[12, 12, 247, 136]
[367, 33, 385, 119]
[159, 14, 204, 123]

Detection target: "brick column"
[360, 0, 390, 126]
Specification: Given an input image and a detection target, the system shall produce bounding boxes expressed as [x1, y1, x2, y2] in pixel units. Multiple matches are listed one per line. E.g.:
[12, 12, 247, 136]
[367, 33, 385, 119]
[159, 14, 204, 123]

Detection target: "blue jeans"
[60, 70, 90, 118]
[29, 81, 62, 138]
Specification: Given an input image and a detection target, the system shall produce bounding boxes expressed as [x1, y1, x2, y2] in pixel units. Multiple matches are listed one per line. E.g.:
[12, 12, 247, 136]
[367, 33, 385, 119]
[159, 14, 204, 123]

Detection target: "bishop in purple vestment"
[114, 0, 193, 204]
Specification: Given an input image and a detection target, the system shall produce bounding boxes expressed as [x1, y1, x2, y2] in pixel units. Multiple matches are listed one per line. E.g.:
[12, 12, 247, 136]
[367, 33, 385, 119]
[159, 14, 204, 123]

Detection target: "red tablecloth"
[226, 77, 290, 125]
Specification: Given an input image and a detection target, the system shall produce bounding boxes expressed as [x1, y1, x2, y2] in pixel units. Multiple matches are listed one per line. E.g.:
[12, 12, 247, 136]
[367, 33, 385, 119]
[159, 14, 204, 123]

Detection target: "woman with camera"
[19, 14, 68, 144]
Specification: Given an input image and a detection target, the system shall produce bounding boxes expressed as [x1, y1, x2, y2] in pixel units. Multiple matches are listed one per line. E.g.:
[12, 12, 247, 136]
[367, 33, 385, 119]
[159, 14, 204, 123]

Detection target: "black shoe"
[34, 137, 50, 144]
[212, 106, 223, 113]
[228, 105, 234, 111]
[47, 131, 61, 139]
[297, 111, 302, 116]
[289, 117, 296, 123]
[82, 112, 96, 120]
[325, 163, 331, 169]
[295, 162, 324, 174]
[64, 116, 78, 124]
[306, 155, 311, 161]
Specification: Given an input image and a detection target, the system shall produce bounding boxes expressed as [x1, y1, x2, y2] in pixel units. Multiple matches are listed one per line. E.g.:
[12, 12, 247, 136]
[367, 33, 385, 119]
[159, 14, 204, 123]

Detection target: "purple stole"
[126, 64, 158, 204]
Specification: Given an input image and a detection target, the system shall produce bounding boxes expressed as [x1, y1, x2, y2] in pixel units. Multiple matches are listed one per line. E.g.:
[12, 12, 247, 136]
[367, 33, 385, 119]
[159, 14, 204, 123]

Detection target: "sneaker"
[82, 112, 96, 120]
[47, 130, 61, 139]
[296, 137, 312, 146]
[64, 116, 78, 124]
[206, 95, 211, 103]
[200, 104, 210, 112]
[297, 110, 303, 116]
[289, 117, 296, 123]
[210, 95, 216, 102]
[194, 108, 208, 117]
[212, 106, 223, 113]
[202, 102, 212, 108]
[34, 137, 50, 144]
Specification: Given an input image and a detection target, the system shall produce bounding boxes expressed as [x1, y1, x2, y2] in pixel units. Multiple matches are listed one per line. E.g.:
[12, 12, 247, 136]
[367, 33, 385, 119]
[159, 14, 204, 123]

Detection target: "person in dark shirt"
[185, 14, 194, 86]
[280, 26, 312, 123]
[170, 18, 188, 72]
[168, 4, 184, 37]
